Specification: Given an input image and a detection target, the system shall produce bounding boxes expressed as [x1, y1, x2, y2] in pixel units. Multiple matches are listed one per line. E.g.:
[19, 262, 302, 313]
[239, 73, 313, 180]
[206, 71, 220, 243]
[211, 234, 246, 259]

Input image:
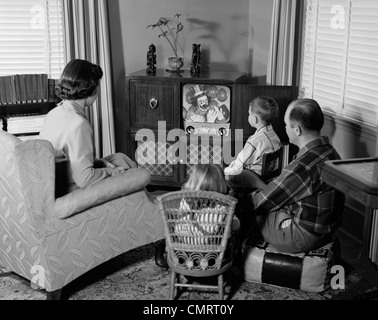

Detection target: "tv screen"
[182, 83, 231, 136]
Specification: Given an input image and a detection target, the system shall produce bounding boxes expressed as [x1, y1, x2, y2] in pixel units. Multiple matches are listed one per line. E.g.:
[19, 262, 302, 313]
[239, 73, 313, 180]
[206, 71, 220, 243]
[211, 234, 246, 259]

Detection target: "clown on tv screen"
[182, 83, 231, 136]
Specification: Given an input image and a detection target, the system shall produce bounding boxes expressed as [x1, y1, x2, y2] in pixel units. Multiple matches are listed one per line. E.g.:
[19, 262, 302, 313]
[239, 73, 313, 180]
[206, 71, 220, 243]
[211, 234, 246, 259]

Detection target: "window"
[300, 0, 378, 126]
[0, 0, 65, 79]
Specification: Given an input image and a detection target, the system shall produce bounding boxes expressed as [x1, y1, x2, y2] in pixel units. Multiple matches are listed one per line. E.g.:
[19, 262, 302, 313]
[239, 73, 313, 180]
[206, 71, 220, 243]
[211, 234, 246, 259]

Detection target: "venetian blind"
[0, 0, 65, 79]
[300, 0, 378, 126]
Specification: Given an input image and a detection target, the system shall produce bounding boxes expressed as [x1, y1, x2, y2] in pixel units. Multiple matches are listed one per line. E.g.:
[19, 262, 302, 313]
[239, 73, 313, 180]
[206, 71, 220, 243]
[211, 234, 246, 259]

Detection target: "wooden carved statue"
[190, 43, 201, 76]
[146, 44, 157, 75]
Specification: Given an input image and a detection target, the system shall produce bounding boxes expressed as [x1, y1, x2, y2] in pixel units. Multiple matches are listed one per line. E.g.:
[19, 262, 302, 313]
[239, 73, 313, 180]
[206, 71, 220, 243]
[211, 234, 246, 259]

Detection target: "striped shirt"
[252, 136, 345, 235]
[224, 125, 281, 175]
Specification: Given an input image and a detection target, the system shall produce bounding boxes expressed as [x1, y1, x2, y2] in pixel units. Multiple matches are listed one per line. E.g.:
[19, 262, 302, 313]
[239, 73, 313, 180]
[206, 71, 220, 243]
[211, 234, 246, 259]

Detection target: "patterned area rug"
[0, 242, 362, 300]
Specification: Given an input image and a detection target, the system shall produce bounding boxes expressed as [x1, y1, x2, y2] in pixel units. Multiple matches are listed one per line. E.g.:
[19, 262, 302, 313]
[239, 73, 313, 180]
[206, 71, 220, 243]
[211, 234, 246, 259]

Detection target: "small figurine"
[190, 43, 201, 76]
[146, 44, 156, 75]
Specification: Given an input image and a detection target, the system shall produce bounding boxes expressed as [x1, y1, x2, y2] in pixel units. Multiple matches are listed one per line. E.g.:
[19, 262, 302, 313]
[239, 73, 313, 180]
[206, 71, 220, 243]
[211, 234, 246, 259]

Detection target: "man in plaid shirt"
[240, 98, 345, 253]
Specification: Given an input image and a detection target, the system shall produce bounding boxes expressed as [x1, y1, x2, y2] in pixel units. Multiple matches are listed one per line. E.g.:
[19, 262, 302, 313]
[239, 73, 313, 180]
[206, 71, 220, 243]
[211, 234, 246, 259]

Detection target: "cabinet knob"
[149, 98, 158, 109]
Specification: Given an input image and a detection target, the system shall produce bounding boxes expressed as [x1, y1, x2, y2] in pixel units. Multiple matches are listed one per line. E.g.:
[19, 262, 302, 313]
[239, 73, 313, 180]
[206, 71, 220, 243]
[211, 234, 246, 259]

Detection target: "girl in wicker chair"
[155, 164, 240, 267]
[180, 164, 240, 236]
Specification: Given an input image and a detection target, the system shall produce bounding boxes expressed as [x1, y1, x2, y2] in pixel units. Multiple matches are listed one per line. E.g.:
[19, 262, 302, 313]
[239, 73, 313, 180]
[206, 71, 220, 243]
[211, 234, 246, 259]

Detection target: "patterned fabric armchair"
[0, 130, 164, 299]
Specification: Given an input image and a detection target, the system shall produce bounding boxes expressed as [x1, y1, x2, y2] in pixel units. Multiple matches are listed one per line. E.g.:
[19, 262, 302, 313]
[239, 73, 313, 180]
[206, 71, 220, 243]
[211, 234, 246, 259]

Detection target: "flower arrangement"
[147, 13, 183, 58]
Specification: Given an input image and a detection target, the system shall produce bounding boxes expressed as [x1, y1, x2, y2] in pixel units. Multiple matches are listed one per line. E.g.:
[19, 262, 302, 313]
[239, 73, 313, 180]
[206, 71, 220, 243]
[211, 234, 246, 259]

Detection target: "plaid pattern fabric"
[137, 138, 225, 178]
[186, 142, 223, 176]
[136, 140, 173, 176]
[252, 136, 345, 235]
[238, 125, 281, 175]
[140, 163, 173, 177]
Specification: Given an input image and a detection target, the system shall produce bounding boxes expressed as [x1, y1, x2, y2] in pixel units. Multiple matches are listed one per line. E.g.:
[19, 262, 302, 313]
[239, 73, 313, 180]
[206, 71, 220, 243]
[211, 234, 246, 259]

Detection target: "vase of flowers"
[147, 13, 184, 72]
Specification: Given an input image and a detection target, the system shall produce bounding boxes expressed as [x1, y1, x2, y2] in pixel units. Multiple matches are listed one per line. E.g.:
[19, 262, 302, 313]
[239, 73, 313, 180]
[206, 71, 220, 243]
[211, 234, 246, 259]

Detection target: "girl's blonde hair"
[183, 164, 228, 194]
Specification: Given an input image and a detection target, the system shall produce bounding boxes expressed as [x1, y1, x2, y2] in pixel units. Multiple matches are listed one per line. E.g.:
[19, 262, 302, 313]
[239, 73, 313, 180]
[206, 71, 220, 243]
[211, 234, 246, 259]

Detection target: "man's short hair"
[288, 98, 324, 132]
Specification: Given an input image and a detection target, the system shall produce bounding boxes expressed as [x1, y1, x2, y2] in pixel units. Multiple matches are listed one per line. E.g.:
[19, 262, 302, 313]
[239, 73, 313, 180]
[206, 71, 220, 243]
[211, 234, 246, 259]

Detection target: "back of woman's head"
[55, 59, 103, 100]
[183, 164, 228, 194]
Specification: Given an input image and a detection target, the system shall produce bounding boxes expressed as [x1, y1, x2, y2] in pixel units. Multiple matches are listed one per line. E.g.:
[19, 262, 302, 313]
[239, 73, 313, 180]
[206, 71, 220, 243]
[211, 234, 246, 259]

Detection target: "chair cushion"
[55, 168, 150, 218]
[242, 239, 336, 292]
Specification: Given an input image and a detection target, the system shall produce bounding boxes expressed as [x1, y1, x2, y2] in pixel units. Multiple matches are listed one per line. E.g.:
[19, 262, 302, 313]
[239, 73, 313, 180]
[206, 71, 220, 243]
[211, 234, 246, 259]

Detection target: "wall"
[248, 0, 274, 84]
[109, 0, 274, 74]
[107, 0, 273, 149]
[322, 114, 377, 160]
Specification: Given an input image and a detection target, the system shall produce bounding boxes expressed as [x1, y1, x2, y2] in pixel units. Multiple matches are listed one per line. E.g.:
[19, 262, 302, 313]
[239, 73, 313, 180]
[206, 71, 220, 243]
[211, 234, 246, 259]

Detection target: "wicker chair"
[157, 190, 238, 300]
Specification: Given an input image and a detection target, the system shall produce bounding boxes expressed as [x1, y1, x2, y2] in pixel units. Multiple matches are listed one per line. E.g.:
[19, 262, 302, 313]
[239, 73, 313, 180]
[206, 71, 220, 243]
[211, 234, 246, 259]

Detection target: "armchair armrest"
[55, 168, 150, 218]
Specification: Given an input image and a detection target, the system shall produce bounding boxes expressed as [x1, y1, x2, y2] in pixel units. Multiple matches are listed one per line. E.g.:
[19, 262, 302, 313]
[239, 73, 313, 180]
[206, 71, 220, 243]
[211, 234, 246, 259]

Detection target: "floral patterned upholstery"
[0, 130, 164, 295]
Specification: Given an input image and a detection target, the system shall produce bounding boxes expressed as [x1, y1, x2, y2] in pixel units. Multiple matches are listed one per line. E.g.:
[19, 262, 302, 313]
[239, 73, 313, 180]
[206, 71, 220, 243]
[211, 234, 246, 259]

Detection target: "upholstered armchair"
[0, 130, 164, 299]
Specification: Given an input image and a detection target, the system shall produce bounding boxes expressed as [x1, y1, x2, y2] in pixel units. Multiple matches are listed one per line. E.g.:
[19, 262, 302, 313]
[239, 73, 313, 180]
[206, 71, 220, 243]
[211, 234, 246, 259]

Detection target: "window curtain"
[62, 0, 115, 158]
[267, 0, 300, 86]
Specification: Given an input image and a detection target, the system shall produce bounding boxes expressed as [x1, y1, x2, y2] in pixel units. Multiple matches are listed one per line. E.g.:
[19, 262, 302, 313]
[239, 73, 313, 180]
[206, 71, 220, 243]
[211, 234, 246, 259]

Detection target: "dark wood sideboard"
[118, 68, 297, 187]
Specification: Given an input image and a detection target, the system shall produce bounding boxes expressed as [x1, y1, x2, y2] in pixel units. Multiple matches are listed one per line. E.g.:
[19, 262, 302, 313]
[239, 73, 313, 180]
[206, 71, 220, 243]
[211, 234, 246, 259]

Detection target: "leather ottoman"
[242, 238, 338, 293]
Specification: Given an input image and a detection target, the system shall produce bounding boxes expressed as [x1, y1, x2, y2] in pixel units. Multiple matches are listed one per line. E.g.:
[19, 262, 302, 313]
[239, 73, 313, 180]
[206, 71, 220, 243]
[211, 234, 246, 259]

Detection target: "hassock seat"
[242, 236, 340, 293]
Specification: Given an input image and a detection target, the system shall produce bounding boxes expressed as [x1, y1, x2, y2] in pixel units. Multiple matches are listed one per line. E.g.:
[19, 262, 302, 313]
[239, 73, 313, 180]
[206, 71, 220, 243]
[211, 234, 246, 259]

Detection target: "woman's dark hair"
[289, 98, 324, 132]
[55, 59, 103, 100]
[249, 96, 279, 126]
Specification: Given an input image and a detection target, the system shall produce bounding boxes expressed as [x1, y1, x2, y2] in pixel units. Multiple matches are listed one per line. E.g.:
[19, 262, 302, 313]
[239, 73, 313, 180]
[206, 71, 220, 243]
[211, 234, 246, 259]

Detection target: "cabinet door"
[129, 79, 180, 132]
[128, 79, 181, 187]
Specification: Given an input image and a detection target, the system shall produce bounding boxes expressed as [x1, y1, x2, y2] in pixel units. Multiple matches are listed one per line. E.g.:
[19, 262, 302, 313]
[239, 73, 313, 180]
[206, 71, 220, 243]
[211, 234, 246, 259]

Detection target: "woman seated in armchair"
[39, 59, 137, 196]
[40, 58, 166, 270]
